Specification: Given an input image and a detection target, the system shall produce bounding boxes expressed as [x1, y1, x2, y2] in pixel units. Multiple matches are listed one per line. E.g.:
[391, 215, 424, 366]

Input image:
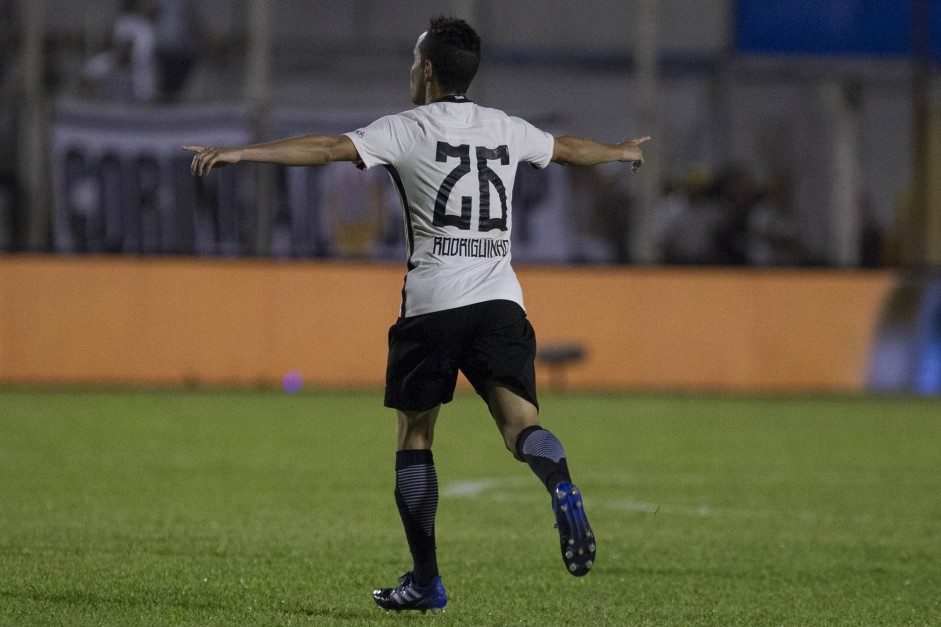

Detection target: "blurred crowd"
[653, 164, 807, 267]
[651, 163, 885, 268]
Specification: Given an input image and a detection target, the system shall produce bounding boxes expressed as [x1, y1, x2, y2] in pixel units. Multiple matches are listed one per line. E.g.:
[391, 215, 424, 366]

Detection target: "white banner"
[51, 101, 253, 255]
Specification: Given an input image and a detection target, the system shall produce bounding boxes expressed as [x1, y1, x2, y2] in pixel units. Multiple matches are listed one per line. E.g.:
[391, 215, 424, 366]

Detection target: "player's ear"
[422, 59, 434, 81]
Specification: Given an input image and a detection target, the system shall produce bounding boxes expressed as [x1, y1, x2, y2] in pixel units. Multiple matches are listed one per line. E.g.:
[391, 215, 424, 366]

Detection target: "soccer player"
[186, 16, 648, 614]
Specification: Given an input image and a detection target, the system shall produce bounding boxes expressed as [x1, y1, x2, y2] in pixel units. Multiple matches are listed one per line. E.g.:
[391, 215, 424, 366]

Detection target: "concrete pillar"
[20, 0, 48, 251]
[910, 0, 937, 266]
[246, 0, 272, 255]
[926, 105, 941, 266]
[824, 82, 863, 267]
[631, 0, 661, 264]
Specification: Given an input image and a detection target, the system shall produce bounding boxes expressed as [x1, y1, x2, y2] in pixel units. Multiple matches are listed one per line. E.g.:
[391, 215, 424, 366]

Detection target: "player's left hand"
[183, 145, 243, 176]
[619, 136, 650, 172]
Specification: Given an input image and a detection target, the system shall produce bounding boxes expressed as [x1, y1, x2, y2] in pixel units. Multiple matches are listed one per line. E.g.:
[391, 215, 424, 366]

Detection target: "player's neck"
[424, 81, 465, 105]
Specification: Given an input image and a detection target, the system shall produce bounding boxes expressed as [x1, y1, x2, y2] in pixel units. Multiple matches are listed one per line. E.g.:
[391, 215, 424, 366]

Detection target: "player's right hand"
[183, 145, 242, 176]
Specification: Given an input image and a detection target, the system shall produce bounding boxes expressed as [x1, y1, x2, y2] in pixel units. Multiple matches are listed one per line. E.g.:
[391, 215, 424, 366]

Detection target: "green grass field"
[1, 389, 939, 626]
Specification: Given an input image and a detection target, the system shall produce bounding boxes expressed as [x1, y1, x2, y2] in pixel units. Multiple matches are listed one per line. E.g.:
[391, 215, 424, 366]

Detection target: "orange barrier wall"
[0, 256, 893, 392]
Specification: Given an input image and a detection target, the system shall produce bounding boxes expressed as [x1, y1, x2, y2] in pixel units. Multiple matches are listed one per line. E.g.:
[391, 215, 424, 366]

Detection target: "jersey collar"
[433, 94, 472, 104]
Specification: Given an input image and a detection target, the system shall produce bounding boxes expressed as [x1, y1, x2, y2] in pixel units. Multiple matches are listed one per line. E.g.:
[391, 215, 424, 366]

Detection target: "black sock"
[515, 425, 572, 493]
[394, 449, 439, 586]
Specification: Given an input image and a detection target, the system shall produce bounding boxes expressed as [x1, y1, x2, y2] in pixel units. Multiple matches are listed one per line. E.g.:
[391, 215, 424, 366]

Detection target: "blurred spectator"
[653, 168, 727, 265]
[859, 196, 886, 268]
[153, 0, 199, 101]
[714, 163, 758, 265]
[568, 166, 632, 263]
[84, 0, 158, 102]
[567, 166, 599, 262]
[0, 171, 19, 252]
[746, 170, 808, 267]
[590, 172, 633, 264]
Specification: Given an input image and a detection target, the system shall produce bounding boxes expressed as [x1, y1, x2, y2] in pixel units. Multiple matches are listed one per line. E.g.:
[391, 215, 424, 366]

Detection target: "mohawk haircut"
[420, 16, 481, 94]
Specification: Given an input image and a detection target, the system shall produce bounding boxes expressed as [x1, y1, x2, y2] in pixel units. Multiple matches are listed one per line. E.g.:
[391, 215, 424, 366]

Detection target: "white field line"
[441, 478, 878, 524]
[577, 471, 915, 487]
[441, 479, 498, 498]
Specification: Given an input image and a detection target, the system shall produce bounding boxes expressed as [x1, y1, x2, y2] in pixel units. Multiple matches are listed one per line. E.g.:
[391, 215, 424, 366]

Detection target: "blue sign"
[735, 0, 941, 60]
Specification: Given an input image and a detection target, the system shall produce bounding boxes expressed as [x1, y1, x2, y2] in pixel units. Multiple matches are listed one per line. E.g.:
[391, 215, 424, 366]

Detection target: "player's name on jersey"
[432, 235, 510, 258]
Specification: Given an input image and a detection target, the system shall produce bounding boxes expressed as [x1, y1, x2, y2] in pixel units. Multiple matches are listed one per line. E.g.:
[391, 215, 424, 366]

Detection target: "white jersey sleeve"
[344, 101, 554, 318]
[510, 116, 554, 169]
[345, 114, 421, 169]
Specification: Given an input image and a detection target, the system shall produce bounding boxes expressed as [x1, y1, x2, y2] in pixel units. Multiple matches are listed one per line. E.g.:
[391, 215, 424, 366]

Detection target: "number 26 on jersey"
[433, 141, 510, 232]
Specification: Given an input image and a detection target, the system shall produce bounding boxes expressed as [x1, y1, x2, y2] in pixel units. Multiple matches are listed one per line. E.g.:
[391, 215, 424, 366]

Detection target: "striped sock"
[516, 426, 572, 493]
[394, 449, 439, 586]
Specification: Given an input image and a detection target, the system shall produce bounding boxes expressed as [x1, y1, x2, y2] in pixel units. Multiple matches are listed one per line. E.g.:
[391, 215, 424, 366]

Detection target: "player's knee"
[504, 423, 540, 462]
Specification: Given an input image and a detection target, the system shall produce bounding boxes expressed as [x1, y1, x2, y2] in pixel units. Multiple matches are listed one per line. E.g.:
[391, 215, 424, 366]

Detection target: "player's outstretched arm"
[183, 134, 359, 176]
[551, 135, 650, 171]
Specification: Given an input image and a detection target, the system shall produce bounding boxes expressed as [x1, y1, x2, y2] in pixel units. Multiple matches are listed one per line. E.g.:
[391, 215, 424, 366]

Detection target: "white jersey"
[345, 97, 554, 318]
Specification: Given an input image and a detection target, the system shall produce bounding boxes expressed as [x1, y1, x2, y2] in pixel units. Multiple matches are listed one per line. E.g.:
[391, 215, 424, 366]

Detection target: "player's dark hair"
[420, 16, 481, 94]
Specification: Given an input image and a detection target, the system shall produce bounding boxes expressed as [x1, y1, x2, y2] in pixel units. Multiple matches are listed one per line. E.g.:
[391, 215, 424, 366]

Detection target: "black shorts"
[384, 299, 539, 413]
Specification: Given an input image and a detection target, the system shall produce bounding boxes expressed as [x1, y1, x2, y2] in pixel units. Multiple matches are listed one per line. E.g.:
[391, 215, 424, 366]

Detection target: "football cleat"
[552, 482, 596, 577]
[373, 572, 447, 614]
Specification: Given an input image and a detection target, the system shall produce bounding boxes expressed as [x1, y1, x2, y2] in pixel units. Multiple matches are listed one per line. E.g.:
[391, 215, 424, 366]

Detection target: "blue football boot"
[373, 572, 447, 614]
[552, 482, 596, 576]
